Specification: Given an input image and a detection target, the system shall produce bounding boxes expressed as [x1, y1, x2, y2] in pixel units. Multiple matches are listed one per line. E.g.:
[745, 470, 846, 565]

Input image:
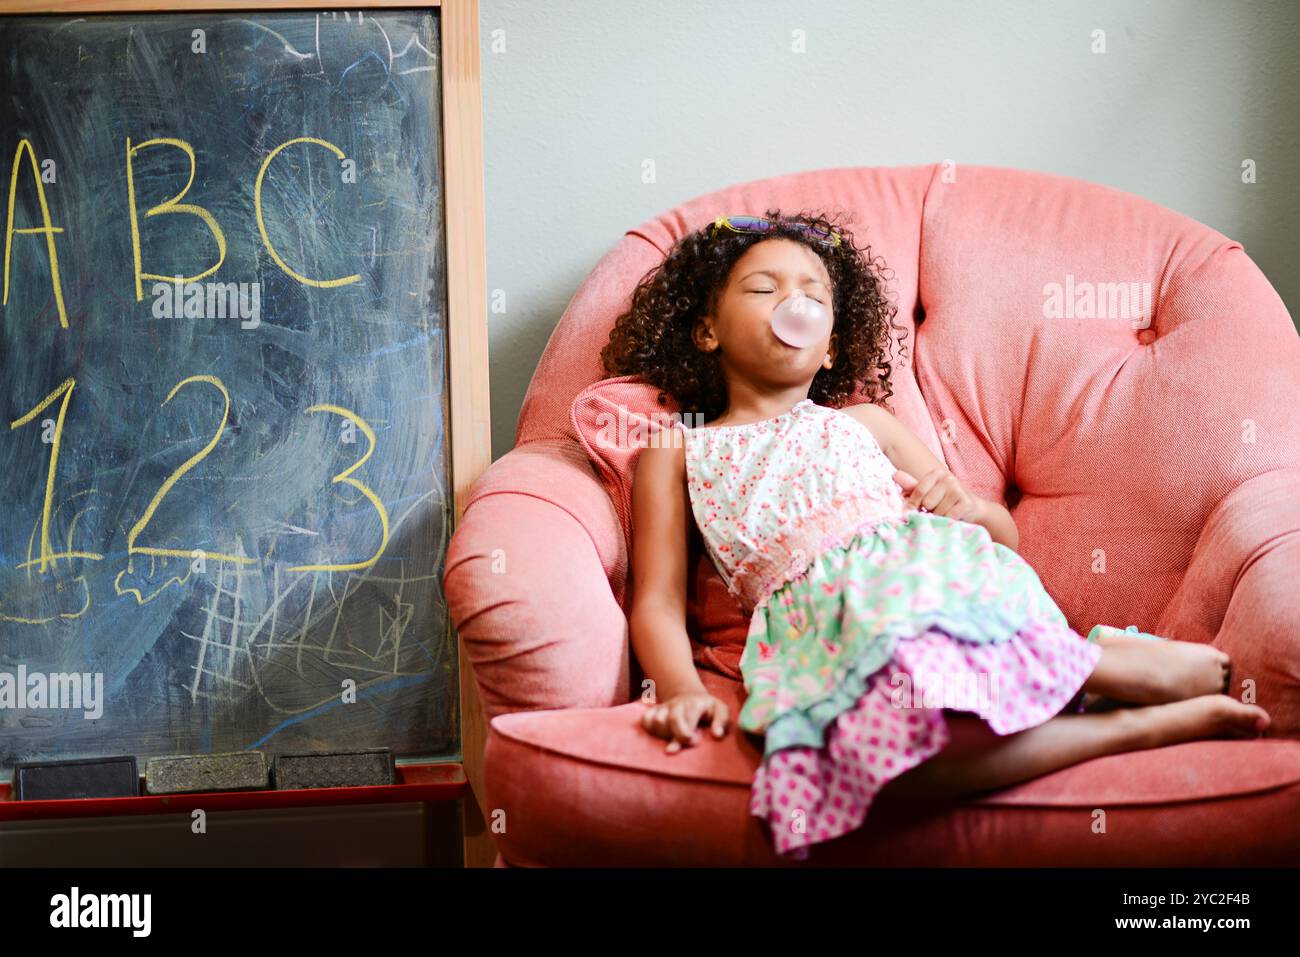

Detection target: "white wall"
[481, 0, 1300, 460]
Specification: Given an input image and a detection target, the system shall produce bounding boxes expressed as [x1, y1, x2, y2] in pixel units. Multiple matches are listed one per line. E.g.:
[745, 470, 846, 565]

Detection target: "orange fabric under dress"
[686, 528, 748, 682]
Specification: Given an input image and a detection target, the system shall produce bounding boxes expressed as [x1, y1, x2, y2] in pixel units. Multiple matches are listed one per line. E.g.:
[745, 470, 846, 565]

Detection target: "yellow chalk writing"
[10, 377, 102, 572]
[288, 404, 389, 572]
[254, 137, 361, 288]
[124, 374, 254, 565]
[125, 137, 228, 301]
[3, 139, 69, 328]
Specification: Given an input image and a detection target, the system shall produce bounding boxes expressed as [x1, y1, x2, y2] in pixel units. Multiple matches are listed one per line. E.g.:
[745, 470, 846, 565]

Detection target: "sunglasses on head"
[709, 215, 842, 248]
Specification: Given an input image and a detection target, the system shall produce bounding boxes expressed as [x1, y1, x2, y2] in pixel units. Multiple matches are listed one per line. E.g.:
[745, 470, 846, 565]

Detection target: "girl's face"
[694, 238, 837, 394]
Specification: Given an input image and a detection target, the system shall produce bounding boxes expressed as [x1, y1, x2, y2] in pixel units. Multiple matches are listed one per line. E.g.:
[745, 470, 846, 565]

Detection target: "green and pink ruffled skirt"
[737, 511, 1106, 861]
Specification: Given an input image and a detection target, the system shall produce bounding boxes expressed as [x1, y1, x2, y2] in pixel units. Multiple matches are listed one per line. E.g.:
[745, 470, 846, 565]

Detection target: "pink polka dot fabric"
[749, 619, 1104, 860]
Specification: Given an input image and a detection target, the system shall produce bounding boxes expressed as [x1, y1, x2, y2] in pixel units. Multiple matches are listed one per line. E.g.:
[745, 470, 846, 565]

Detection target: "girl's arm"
[845, 403, 1020, 552]
[628, 440, 708, 701]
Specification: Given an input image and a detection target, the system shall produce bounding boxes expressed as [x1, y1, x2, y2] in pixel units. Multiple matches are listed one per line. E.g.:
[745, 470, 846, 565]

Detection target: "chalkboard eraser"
[144, 752, 269, 795]
[271, 749, 395, 790]
[11, 756, 140, 800]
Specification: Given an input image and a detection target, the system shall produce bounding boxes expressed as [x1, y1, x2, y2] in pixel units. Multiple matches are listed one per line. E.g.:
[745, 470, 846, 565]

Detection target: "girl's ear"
[823, 332, 838, 368]
[693, 317, 719, 352]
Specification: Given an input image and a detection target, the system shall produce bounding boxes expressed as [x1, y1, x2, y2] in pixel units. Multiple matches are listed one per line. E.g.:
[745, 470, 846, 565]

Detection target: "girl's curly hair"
[600, 206, 909, 420]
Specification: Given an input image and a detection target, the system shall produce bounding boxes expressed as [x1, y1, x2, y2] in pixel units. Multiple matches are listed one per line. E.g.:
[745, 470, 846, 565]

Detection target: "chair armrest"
[1163, 467, 1300, 736]
[443, 439, 632, 721]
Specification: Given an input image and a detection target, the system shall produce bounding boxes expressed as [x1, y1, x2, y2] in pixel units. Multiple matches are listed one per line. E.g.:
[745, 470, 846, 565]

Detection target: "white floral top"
[673, 397, 912, 616]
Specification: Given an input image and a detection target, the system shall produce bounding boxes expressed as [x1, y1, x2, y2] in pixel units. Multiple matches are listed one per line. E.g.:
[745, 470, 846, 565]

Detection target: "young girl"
[602, 209, 1271, 861]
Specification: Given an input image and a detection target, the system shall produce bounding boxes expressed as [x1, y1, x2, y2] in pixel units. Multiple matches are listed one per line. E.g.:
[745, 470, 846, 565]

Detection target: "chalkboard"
[0, 9, 455, 774]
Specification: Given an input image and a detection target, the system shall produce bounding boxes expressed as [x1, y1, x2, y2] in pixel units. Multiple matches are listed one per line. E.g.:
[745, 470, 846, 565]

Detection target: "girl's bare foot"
[1088, 635, 1231, 705]
[1129, 694, 1269, 749]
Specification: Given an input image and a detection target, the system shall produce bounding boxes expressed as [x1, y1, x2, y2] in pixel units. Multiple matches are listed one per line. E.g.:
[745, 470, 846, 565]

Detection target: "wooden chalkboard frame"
[0, 0, 493, 867]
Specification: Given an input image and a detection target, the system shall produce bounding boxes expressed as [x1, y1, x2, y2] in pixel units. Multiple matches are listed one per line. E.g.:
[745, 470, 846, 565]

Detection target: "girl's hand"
[640, 690, 731, 754]
[893, 467, 986, 523]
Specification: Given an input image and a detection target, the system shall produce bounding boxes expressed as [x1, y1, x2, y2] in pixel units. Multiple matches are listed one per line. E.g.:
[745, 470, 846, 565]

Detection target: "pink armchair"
[444, 164, 1300, 866]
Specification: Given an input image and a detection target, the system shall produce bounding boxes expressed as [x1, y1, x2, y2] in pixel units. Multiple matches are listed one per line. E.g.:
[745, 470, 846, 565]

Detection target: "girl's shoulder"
[827, 401, 897, 459]
[831, 399, 893, 426]
[632, 436, 686, 500]
[826, 400, 889, 429]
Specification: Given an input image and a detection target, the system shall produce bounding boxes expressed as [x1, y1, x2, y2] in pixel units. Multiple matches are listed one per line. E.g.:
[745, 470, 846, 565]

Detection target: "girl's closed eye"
[748, 289, 826, 304]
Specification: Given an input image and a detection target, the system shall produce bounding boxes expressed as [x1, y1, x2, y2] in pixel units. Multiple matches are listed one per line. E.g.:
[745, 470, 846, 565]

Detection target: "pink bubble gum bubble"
[770, 290, 831, 348]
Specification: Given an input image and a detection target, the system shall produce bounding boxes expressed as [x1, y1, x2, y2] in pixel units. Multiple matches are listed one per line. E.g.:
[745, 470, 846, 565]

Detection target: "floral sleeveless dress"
[673, 398, 1105, 861]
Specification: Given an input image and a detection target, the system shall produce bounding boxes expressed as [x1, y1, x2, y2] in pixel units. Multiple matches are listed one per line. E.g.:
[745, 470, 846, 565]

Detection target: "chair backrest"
[534, 162, 1300, 633]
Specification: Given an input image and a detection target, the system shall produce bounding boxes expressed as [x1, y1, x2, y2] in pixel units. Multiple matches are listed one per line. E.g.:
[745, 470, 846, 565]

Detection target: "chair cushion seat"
[485, 670, 1300, 866]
